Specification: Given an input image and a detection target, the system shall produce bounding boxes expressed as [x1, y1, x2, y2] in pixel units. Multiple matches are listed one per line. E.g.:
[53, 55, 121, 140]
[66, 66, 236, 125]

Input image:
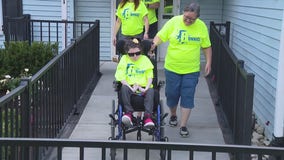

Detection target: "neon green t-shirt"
[116, 2, 148, 36]
[142, 0, 160, 24]
[157, 15, 211, 74]
[115, 55, 154, 87]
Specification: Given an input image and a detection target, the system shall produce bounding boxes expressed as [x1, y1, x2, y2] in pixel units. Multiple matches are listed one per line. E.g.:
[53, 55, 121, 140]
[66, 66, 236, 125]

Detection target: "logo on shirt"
[122, 8, 140, 20]
[176, 30, 200, 44]
[126, 63, 145, 77]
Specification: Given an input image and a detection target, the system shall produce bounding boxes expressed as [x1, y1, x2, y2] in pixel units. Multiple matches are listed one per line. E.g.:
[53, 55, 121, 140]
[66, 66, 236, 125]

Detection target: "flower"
[5, 75, 11, 79]
[21, 68, 31, 78]
[0, 79, 6, 83]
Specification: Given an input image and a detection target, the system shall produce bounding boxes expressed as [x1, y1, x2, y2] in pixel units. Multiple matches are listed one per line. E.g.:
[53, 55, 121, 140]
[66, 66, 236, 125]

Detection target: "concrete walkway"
[61, 61, 230, 160]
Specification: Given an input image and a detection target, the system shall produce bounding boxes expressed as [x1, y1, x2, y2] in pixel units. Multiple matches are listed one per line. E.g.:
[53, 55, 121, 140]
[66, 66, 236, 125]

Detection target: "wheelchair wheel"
[110, 100, 115, 139]
[156, 100, 164, 141]
[159, 100, 168, 160]
[118, 104, 124, 140]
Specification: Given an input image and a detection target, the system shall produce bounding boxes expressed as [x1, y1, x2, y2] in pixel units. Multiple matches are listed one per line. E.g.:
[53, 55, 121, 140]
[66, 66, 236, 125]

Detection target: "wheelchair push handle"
[113, 81, 122, 91]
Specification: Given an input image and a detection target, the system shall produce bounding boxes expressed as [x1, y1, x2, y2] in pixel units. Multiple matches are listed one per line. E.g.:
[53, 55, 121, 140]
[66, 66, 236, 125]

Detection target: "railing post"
[3, 16, 10, 43]
[225, 21, 230, 45]
[23, 14, 31, 45]
[3, 14, 31, 43]
[244, 73, 254, 144]
[20, 77, 31, 160]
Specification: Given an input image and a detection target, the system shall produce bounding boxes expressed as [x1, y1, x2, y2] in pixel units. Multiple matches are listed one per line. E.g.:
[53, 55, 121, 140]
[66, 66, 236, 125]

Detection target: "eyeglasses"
[128, 51, 141, 57]
[183, 15, 197, 22]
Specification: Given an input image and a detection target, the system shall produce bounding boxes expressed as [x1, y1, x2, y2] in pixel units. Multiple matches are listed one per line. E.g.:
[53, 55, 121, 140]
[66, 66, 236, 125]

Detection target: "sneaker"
[122, 113, 133, 127]
[144, 117, 154, 128]
[169, 115, 178, 127]
[180, 127, 189, 137]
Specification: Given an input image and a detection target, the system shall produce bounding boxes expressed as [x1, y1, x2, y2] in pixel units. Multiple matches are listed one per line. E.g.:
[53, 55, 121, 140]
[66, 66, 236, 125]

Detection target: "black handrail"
[0, 20, 101, 160]
[3, 14, 97, 50]
[0, 138, 283, 160]
[209, 22, 255, 151]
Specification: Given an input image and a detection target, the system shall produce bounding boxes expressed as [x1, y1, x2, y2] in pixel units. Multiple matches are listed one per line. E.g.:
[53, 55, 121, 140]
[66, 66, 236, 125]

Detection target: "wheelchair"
[108, 38, 169, 160]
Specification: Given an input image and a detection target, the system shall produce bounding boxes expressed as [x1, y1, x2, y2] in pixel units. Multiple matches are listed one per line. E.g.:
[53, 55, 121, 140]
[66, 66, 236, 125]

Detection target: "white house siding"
[22, 0, 73, 51]
[181, 0, 223, 26]
[23, 0, 61, 20]
[222, 0, 284, 139]
[75, 0, 112, 61]
[0, 0, 62, 48]
[0, 36, 4, 48]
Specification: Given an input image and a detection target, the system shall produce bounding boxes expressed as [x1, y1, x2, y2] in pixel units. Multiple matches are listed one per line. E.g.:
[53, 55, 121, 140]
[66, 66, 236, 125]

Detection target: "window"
[164, 0, 173, 14]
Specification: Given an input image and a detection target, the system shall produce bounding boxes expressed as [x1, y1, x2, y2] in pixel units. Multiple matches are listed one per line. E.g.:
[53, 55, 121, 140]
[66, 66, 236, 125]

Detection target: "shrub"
[0, 41, 58, 95]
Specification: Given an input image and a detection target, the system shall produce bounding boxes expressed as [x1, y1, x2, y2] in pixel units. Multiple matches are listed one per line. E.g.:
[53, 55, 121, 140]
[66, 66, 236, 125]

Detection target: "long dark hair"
[124, 38, 142, 52]
[119, 0, 140, 11]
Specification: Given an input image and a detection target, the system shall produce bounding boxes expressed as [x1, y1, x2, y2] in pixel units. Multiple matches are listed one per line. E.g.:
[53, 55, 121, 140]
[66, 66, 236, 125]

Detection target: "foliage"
[1, 41, 58, 77]
[0, 76, 20, 94]
[0, 41, 58, 95]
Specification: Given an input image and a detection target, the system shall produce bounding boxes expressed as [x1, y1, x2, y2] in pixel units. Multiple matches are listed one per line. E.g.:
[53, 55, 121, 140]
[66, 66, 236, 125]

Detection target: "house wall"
[0, 36, 4, 48]
[75, 0, 112, 60]
[22, 0, 71, 51]
[222, 0, 284, 139]
[23, 0, 61, 20]
[0, 0, 70, 49]
[180, 0, 223, 26]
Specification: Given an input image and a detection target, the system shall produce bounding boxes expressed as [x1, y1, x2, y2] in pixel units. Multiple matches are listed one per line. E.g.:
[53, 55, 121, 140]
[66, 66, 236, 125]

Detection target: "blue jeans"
[165, 69, 199, 109]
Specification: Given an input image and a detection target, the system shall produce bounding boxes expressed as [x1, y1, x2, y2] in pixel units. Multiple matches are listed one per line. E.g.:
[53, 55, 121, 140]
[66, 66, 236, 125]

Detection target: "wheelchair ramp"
[61, 61, 229, 160]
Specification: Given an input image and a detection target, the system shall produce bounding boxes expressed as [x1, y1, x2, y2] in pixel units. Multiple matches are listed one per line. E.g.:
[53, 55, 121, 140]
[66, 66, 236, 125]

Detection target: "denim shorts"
[165, 69, 200, 109]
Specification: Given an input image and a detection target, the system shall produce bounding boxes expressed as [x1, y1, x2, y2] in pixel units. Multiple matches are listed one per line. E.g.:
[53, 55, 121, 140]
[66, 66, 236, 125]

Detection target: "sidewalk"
[61, 61, 229, 160]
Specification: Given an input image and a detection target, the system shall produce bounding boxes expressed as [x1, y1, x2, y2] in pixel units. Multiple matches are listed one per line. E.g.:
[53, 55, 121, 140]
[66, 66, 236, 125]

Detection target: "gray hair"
[183, 2, 200, 17]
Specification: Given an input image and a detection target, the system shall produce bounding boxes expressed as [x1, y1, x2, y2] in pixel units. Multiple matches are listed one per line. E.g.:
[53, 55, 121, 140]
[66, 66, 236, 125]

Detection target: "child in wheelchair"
[114, 38, 155, 128]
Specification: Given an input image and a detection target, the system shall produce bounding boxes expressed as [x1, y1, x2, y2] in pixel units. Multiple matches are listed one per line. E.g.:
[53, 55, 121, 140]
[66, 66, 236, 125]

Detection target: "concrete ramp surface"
[61, 61, 229, 160]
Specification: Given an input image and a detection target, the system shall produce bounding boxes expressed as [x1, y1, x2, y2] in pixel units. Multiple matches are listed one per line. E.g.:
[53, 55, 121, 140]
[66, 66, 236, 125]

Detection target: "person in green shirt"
[115, 38, 155, 128]
[151, 2, 212, 137]
[142, 0, 160, 38]
[113, 0, 149, 47]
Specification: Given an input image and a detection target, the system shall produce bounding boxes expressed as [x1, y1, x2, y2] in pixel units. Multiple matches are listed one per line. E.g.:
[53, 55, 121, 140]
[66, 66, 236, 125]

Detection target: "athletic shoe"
[180, 127, 189, 137]
[122, 113, 133, 127]
[144, 117, 155, 128]
[169, 115, 178, 127]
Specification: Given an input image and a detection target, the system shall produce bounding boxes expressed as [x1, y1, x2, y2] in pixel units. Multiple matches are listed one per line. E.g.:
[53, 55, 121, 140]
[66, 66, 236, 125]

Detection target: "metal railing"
[209, 22, 255, 150]
[3, 14, 96, 50]
[0, 20, 101, 159]
[0, 138, 283, 160]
